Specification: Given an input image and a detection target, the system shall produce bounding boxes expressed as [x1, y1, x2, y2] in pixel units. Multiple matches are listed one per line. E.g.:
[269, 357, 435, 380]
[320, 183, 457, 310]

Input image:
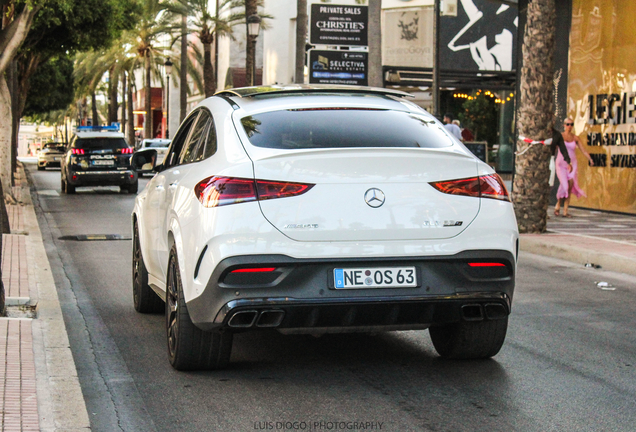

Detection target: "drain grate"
[58, 234, 132, 241]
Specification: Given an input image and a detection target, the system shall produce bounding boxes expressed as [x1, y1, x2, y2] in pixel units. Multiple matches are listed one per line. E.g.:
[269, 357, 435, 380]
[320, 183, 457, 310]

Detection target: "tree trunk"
[0, 6, 39, 76]
[203, 41, 215, 97]
[8, 59, 19, 185]
[144, 53, 152, 139]
[180, 15, 187, 122]
[121, 72, 127, 135]
[295, 0, 307, 84]
[108, 66, 118, 125]
[91, 91, 99, 126]
[512, 0, 556, 233]
[127, 73, 135, 148]
[0, 74, 13, 197]
[245, 0, 257, 86]
[214, 0, 219, 92]
[368, 0, 382, 87]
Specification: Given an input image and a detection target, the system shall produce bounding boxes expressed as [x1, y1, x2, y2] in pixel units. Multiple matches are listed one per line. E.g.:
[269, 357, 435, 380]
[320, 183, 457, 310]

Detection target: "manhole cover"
[58, 234, 132, 241]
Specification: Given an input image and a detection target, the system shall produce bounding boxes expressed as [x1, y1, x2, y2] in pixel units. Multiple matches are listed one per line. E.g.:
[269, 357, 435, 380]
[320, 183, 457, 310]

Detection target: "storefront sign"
[382, 7, 434, 67]
[567, 0, 636, 214]
[310, 4, 368, 47]
[308, 50, 368, 86]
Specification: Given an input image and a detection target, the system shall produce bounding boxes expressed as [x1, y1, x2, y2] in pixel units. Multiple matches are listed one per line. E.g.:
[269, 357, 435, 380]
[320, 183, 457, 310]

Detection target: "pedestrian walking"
[443, 113, 462, 140]
[554, 118, 594, 217]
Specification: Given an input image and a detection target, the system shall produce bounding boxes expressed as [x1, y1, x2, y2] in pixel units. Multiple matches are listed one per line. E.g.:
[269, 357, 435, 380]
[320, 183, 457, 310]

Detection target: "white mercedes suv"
[131, 85, 518, 371]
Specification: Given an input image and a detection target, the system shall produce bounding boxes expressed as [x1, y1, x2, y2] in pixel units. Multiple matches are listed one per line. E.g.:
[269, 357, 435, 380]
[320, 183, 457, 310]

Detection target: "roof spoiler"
[214, 84, 414, 99]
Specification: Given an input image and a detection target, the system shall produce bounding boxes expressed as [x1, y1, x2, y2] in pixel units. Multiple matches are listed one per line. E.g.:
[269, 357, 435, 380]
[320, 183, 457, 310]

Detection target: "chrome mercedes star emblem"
[364, 188, 385, 208]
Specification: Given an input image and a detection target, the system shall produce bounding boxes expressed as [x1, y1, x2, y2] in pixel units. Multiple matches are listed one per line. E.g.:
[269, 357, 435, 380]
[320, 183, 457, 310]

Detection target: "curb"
[520, 234, 636, 277]
[19, 174, 91, 430]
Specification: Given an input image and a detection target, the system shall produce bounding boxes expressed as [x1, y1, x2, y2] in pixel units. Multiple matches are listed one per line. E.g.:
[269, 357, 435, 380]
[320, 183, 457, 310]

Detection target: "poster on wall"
[440, 0, 518, 72]
[308, 50, 368, 86]
[567, 0, 636, 214]
[310, 4, 368, 47]
[382, 7, 434, 68]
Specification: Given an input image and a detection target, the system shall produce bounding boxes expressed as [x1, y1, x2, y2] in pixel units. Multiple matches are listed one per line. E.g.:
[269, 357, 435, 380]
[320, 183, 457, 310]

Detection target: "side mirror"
[131, 149, 158, 172]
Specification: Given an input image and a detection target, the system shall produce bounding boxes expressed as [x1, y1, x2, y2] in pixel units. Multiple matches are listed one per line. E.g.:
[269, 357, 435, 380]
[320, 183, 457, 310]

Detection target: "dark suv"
[61, 127, 138, 194]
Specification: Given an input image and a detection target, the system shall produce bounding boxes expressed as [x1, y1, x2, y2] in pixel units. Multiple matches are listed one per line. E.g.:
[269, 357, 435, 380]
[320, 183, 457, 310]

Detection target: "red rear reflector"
[430, 174, 510, 202]
[468, 263, 506, 267]
[231, 267, 276, 273]
[71, 148, 85, 155]
[195, 176, 314, 208]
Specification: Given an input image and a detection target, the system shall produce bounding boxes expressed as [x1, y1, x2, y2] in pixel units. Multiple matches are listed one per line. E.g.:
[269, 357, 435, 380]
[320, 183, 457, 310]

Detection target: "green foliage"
[22, 54, 74, 118]
[21, 0, 140, 58]
[458, 91, 498, 144]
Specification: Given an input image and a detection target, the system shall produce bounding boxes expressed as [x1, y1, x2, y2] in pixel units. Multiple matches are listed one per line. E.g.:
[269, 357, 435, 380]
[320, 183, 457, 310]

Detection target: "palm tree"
[512, 0, 556, 233]
[167, 0, 244, 97]
[133, 0, 175, 138]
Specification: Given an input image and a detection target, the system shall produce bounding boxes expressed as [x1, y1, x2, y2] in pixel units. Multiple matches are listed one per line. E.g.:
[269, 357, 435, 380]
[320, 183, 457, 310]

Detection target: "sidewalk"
[1, 161, 636, 431]
[1, 164, 89, 431]
[520, 207, 636, 276]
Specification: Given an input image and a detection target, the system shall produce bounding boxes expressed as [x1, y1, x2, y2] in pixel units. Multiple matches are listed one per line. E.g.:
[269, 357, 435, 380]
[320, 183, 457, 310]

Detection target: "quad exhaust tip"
[227, 309, 285, 328]
[256, 310, 285, 328]
[460, 303, 508, 321]
[227, 310, 258, 328]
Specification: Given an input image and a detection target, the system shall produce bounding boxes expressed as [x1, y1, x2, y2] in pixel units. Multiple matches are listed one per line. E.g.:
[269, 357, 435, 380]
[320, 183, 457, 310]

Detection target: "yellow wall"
[568, 0, 636, 213]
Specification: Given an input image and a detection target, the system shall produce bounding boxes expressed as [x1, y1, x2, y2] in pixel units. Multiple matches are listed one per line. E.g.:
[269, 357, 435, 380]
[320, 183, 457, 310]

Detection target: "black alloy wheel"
[132, 223, 163, 313]
[166, 245, 233, 371]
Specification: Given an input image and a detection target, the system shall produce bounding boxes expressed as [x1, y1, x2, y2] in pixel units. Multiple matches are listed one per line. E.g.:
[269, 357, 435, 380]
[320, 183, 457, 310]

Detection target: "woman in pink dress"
[554, 118, 594, 217]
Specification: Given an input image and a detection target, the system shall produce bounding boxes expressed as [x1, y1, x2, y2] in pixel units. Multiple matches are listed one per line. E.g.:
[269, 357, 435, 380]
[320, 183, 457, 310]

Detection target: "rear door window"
[240, 109, 453, 149]
[164, 112, 199, 168]
[179, 110, 212, 164]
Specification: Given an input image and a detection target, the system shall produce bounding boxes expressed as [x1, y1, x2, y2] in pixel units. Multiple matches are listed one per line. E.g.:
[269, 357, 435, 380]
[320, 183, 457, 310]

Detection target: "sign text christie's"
[310, 4, 368, 46]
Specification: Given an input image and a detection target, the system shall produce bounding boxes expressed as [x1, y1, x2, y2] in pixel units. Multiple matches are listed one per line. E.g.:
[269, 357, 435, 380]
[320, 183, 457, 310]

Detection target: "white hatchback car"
[131, 85, 518, 371]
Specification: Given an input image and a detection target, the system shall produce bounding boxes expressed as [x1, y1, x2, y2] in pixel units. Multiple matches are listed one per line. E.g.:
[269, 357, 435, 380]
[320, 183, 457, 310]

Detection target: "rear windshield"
[145, 141, 170, 148]
[75, 138, 129, 150]
[240, 109, 453, 149]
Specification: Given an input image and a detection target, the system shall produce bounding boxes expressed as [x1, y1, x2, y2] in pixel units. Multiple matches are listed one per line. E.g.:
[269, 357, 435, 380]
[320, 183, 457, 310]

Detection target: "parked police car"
[61, 125, 138, 194]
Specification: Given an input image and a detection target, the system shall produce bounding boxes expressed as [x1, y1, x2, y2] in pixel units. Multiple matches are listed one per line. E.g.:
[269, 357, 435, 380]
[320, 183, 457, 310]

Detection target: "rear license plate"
[92, 160, 114, 166]
[333, 267, 417, 289]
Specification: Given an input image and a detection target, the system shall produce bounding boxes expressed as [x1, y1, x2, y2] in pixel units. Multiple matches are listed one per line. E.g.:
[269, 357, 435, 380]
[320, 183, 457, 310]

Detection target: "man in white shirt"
[443, 113, 463, 141]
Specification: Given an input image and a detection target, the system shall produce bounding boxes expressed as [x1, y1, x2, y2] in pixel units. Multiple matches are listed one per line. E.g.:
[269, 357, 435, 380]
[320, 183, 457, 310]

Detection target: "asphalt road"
[26, 163, 636, 432]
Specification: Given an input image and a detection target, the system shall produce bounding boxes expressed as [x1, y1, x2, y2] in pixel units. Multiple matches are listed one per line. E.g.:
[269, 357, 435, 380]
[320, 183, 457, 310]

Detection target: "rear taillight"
[468, 263, 506, 267]
[120, 148, 133, 154]
[194, 176, 314, 208]
[71, 148, 85, 155]
[430, 174, 510, 202]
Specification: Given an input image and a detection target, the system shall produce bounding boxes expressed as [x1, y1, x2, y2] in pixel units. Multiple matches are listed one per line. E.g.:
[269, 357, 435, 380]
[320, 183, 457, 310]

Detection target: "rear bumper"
[38, 156, 63, 166]
[188, 250, 515, 331]
[68, 169, 137, 186]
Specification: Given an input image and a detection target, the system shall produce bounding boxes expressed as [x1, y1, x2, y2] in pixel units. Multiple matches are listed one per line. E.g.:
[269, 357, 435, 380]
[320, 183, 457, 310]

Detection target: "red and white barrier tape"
[516, 136, 553, 155]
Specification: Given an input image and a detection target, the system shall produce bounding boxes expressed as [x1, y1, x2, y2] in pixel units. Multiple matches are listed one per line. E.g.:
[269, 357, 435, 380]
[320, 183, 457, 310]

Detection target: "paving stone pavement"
[1, 164, 89, 431]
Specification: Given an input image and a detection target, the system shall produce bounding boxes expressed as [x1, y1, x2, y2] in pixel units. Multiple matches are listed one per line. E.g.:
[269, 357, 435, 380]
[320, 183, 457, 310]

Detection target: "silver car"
[37, 142, 65, 170]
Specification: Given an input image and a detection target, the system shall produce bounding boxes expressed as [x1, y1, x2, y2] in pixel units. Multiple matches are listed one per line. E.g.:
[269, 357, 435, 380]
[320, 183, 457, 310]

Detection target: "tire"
[166, 245, 233, 371]
[429, 316, 508, 360]
[37, 164, 45, 171]
[127, 181, 138, 194]
[132, 223, 163, 313]
[66, 181, 76, 194]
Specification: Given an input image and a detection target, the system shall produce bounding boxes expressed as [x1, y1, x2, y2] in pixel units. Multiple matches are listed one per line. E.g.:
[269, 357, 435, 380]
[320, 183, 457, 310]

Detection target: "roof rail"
[214, 84, 414, 99]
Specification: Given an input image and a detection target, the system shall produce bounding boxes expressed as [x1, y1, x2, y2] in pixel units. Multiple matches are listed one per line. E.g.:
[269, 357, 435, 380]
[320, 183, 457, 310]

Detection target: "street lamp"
[247, 14, 262, 86]
[164, 58, 173, 138]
